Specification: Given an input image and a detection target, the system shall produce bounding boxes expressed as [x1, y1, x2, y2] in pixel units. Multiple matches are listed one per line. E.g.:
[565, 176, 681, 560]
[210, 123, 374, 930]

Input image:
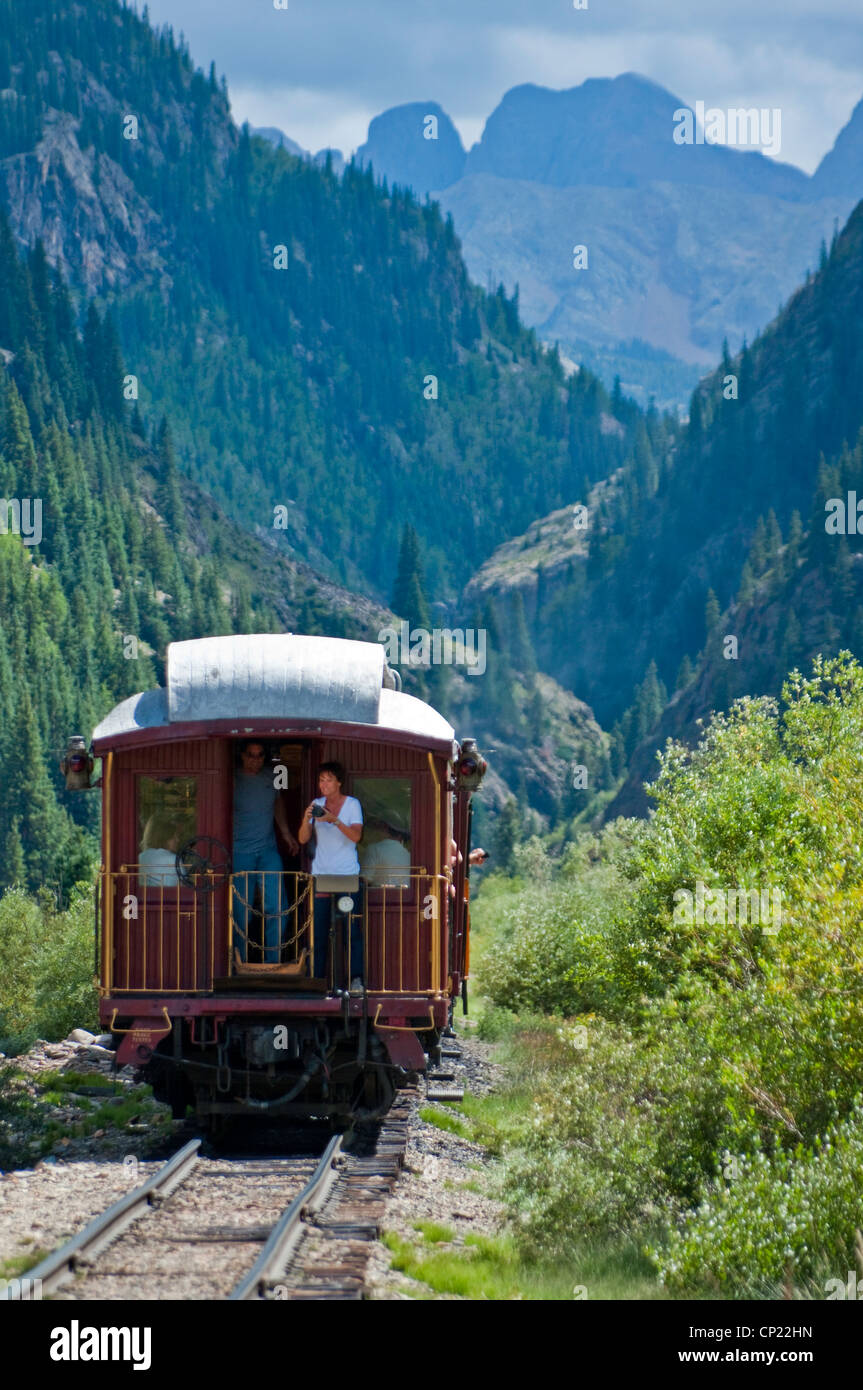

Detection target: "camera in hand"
[311, 804, 326, 819]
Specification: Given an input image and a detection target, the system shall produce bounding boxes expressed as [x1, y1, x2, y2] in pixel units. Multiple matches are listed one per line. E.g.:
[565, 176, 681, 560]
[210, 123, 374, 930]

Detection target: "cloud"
[142, 0, 863, 170]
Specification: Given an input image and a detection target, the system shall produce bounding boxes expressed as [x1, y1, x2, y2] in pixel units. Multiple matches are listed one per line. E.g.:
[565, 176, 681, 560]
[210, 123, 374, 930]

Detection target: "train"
[80, 633, 487, 1130]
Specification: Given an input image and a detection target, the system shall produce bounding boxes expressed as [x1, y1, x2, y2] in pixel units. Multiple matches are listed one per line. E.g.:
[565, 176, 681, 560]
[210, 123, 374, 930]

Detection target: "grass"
[418, 1105, 472, 1138]
[0, 1062, 169, 1169]
[383, 1228, 668, 1301]
[413, 1221, 456, 1244]
[412, 1006, 682, 1301]
[37, 1069, 116, 1091]
[0, 1249, 52, 1279]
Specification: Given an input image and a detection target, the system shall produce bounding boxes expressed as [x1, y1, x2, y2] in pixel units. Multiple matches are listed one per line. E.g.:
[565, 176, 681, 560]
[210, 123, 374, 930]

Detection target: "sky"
[141, 0, 863, 173]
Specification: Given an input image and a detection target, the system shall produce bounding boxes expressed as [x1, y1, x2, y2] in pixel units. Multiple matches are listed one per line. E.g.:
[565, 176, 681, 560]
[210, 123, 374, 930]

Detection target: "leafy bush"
[34, 887, 98, 1042]
[474, 655, 863, 1290]
[499, 1015, 731, 1255]
[478, 826, 632, 1018]
[0, 884, 97, 1051]
[0, 889, 45, 1050]
[654, 1101, 863, 1296]
[0, 1064, 41, 1169]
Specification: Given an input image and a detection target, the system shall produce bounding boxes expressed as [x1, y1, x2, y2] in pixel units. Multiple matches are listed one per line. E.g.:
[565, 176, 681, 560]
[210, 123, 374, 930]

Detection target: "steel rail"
[229, 1132, 344, 1300]
[2, 1137, 201, 1300]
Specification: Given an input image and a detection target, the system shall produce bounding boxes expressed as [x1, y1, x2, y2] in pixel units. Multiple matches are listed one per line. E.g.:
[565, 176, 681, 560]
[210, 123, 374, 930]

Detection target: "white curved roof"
[168, 634, 385, 724]
[92, 634, 455, 746]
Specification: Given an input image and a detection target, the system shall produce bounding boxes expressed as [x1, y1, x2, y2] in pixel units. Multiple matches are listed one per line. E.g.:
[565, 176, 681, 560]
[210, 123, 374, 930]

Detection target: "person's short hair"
[318, 760, 345, 786]
[240, 739, 268, 756]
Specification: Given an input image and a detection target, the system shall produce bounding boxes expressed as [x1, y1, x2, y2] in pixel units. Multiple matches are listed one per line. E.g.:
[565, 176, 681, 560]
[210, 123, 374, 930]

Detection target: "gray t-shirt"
[233, 768, 277, 853]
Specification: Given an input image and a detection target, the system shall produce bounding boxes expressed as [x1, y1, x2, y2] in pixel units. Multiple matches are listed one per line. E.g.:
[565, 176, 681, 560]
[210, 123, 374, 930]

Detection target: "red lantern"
[61, 736, 94, 790]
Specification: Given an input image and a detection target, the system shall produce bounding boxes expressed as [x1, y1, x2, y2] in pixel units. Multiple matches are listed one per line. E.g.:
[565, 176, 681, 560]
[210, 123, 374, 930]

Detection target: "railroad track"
[241, 1089, 417, 1300]
[4, 1095, 419, 1302]
[3, 1135, 332, 1301]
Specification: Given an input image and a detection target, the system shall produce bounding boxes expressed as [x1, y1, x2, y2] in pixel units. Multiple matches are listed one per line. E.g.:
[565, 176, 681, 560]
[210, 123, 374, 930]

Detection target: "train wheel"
[144, 1057, 190, 1120]
[360, 1065, 395, 1117]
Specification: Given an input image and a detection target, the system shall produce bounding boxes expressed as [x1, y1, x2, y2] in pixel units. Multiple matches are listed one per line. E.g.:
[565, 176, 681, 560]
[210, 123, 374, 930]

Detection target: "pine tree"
[675, 654, 695, 691]
[156, 417, 185, 537]
[704, 589, 721, 651]
[3, 816, 25, 887]
[737, 561, 755, 606]
[509, 591, 537, 682]
[492, 798, 520, 875]
[391, 524, 430, 630]
[7, 687, 65, 891]
[634, 660, 667, 742]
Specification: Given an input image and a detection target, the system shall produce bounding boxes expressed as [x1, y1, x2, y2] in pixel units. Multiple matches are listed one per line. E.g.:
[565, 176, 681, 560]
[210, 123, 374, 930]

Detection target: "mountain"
[353, 77, 859, 407]
[0, 3, 649, 609]
[463, 76, 810, 199]
[252, 126, 346, 175]
[355, 102, 466, 192]
[0, 0, 623, 885]
[605, 205, 863, 813]
[812, 95, 863, 199]
[0, 209, 607, 890]
[252, 126, 306, 159]
[465, 197, 863, 763]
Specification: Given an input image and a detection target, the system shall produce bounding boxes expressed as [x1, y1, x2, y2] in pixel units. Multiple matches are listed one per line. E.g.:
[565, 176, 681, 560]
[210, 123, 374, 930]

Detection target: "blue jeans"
[313, 883, 365, 983]
[232, 845, 285, 964]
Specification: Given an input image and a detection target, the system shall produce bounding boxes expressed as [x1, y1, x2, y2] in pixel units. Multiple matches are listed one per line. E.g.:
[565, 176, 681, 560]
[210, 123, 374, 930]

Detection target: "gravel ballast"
[1, 1029, 506, 1299]
[365, 1031, 507, 1300]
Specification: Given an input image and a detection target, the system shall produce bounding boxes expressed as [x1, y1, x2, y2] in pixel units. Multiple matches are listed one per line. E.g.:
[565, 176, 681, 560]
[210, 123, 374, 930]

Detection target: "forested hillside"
[0, 0, 641, 603]
[0, 210, 411, 897]
[6, 0, 861, 871]
[468, 200, 863, 758]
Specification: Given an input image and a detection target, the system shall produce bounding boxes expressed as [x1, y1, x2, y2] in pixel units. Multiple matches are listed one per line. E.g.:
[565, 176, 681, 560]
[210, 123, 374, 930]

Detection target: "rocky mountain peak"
[355, 101, 466, 195]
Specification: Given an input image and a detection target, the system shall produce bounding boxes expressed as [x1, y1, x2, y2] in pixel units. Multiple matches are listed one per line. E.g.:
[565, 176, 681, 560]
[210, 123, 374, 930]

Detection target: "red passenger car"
[89, 634, 486, 1126]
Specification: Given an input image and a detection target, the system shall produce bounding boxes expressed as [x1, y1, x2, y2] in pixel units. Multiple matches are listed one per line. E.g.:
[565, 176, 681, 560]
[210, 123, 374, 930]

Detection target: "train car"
[85, 633, 486, 1128]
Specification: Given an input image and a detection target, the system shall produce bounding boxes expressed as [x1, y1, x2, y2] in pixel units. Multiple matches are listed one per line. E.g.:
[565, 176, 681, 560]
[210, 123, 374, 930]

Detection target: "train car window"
[138, 776, 198, 886]
[354, 776, 412, 888]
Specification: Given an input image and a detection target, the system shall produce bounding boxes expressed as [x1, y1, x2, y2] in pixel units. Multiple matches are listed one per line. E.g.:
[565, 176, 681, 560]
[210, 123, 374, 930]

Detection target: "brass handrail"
[99, 869, 448, 996]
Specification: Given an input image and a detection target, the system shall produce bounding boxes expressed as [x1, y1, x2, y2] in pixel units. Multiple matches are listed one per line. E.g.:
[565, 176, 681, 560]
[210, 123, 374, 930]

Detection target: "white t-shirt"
[361, 839, 411, 888]
[139, 848, 180, 887]
[311, 795, 363, 876]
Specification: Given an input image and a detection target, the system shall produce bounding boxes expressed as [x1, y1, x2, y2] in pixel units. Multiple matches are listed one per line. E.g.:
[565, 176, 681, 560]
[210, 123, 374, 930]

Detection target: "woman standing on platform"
[299, 761, 364, 992]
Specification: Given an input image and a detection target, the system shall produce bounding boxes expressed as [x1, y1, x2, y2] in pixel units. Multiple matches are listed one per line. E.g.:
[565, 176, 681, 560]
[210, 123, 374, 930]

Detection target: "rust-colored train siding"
[110, 739, 232, 992]
[318, 738, 452, 995]
[106, 734, 457, 998]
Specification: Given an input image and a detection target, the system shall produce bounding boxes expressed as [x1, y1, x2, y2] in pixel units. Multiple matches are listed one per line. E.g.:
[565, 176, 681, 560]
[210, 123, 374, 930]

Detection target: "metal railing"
[99, 868, 448, 996]
[100, 868, 219, 994]
[229, 871, 314, 972]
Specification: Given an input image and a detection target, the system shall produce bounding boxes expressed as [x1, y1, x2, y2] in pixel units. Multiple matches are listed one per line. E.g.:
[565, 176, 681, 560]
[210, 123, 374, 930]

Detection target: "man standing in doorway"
[233, 741, 299, 964]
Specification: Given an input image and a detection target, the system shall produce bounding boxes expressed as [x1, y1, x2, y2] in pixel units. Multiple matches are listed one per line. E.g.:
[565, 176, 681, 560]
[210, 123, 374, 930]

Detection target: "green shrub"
[34, 886, 98, 1041]
[475, 655, 863, 1290]
[474, 1002, 519, 1042]
[0, 1064, 41, 1169]
[0, 883, 97, 1051]
[654, 1101, 863, 1296]
[499, 1015, 732, 1256]
[0, 890, 45, 1050]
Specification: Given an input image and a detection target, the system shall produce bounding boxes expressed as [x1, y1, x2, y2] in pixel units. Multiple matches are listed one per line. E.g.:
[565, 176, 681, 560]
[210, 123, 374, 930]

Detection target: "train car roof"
[91, 634, 456, 752]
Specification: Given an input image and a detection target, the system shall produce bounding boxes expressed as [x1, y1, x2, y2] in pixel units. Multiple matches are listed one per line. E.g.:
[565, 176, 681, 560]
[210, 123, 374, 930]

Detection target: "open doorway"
[230, 740, 309, 968]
